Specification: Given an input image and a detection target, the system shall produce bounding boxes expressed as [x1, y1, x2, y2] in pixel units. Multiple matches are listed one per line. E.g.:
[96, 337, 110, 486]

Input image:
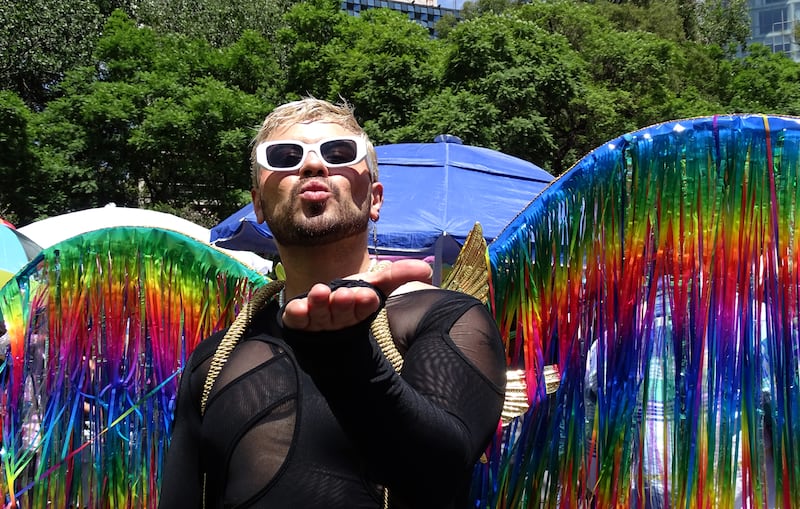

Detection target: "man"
[158, 98, 507, 508]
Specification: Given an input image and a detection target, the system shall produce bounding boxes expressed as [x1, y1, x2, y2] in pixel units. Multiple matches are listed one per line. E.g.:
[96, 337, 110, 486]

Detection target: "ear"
[251, 188, 266, 224]
[369, 181, 384, 222]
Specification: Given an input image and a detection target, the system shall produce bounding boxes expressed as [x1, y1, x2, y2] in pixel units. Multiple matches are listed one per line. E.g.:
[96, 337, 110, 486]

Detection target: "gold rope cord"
[368, 260, 404, 373]
[200, 280, 285, 415]
[370, 307, 404, 373]
[197, 279, 284, 508]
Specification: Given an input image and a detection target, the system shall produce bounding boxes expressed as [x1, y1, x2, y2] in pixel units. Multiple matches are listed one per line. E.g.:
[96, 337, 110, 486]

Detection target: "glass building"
[748, 0, 800, 61]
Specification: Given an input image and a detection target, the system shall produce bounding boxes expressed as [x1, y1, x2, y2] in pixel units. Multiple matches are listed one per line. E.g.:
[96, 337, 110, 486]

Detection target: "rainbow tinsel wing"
[474, 114, 800, 508]
[0, 227, 267, 508]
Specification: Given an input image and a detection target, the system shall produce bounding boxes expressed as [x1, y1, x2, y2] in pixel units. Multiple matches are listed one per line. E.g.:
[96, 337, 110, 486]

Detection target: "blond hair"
[251, 97, 379, 187]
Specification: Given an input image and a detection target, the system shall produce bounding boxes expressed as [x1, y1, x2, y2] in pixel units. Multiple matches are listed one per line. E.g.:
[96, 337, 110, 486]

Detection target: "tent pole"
[433, 235, 444, 286]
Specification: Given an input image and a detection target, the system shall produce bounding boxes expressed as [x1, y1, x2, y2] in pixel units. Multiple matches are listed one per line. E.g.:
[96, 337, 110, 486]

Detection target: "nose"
[299, 150, 329, 178]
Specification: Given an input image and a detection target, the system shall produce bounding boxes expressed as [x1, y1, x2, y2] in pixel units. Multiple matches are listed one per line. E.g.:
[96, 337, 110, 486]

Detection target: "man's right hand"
[281, 259, 433, 331]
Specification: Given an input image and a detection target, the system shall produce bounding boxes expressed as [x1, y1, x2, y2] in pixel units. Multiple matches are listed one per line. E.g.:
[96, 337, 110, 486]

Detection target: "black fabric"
[158, 288, 506, 509]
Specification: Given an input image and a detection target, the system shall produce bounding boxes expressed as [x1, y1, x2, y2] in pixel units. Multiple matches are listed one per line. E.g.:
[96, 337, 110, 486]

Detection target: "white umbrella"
[20, 204, 272, 274]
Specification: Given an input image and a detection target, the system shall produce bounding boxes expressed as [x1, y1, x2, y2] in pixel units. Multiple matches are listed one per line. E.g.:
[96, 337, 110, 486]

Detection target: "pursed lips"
[298, 180, 332, 203]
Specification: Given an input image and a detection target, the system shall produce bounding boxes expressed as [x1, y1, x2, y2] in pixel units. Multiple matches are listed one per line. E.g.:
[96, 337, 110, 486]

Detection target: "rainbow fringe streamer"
[0, 227, 266, 508]
[474, 115, 800, 508]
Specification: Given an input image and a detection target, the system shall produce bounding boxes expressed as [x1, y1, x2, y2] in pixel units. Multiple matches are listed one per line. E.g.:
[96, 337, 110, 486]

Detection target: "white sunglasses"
[256, 136, 368, 172]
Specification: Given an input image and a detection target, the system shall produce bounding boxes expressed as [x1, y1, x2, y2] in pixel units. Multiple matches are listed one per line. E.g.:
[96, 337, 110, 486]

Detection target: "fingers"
[282, 283, 382, 331]
[282, 260, 433, 332]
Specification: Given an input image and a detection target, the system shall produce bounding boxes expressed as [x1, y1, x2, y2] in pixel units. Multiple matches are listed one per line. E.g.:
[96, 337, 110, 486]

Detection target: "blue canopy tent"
[211, 135, 554, 281]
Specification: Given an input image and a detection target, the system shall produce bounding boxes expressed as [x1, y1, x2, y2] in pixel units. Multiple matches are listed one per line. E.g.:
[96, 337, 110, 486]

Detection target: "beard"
[263, 179, 371, 247]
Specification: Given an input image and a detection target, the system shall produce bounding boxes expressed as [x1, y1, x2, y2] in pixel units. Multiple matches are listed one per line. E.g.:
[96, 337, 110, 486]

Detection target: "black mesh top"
[158, 288, 506, 509]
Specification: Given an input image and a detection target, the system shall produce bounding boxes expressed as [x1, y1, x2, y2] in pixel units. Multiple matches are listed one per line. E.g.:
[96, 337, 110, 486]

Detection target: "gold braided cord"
[366, 260, 399, 509]
[371, 307, 404, 372]
[368, 260, 404, 374]
[200, 280, 285, 415]
[197, 265, 395, 509]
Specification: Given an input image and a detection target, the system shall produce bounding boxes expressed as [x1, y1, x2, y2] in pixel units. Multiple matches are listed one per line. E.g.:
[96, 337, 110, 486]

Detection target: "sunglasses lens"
[321, 139, 359, 165]
[266, 143, 304, 169]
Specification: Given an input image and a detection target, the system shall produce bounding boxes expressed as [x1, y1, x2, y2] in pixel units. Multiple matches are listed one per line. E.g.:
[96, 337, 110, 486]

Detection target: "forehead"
[267, 121, 354, 142]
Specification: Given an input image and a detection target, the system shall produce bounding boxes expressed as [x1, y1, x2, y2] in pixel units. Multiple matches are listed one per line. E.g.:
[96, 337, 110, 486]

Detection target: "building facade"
[748, 0, 800, 61]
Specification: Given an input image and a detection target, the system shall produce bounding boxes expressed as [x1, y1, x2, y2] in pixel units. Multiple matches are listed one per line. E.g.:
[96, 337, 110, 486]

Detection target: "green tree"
[323, 8, 443, 141]
[589, 0, 749, 52]
[665, 43, 730, 119]
[93, 0, 137, 16]
[587, 0, 686, 42]
[278, 0, 353, 100]
[279, 0, 442, 142]
[29, 11, 280, 223]
[455, 0, 735, 173]
[134, 0, 295, 48]
[430, 12, 591, 174]
[218, 30, 284, 101]
[511, 1, 651, 154]
[459, 0, 520, 18]
[0, 0, 103, 109]
[725, 44, 800, 115]
[434, 12, 460, 40]
[0, 91, 42, 224]
[394, 88, 502, 145]
[693, 0, 750, 54]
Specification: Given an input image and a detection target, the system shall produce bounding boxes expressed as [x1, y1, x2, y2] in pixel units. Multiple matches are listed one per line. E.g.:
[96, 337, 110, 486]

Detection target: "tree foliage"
[2, 0, 800, 228]
[325, 8, 443, 140]
[134, 0, 296, 47]
[0, 91, 41, 224]
[0, 0, 103, 109]
[432, 13, 581, 171]
[23, 11, 280, 225]
[725, 44, 800, 114]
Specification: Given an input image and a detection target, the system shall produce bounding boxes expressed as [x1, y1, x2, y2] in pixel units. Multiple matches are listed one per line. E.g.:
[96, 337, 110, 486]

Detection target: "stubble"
[264, 178, 370, 246]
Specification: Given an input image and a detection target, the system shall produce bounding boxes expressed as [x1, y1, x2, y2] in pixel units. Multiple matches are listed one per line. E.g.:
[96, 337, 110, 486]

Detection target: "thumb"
[366, 259, 433, 295]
